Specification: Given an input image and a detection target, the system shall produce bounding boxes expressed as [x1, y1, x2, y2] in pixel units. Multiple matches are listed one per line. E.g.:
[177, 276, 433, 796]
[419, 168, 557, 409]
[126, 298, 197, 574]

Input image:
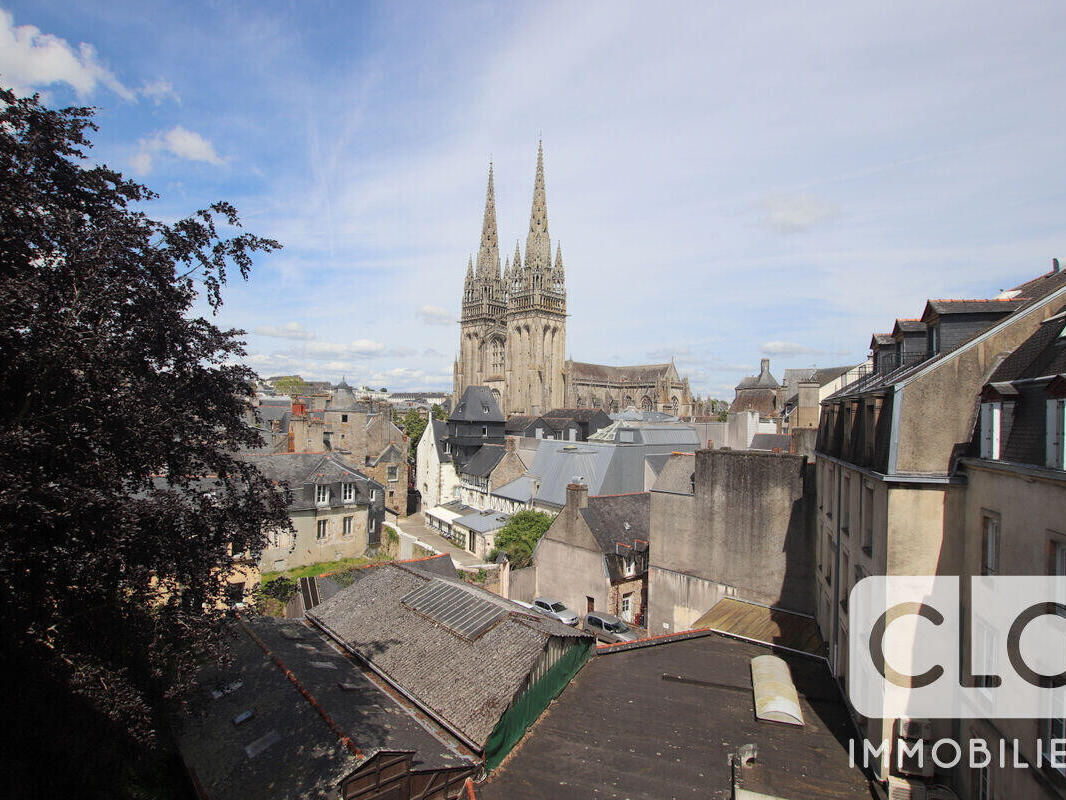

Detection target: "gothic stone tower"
[454, 142, 567, 416]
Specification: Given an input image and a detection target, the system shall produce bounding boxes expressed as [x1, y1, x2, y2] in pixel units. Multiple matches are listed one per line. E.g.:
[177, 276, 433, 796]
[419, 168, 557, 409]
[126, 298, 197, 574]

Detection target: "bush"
[492, 510, 554, 568]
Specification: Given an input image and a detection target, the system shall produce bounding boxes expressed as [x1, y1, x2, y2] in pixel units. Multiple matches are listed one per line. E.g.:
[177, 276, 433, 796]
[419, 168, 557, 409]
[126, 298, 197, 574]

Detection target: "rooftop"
[478, 632, 868, 800]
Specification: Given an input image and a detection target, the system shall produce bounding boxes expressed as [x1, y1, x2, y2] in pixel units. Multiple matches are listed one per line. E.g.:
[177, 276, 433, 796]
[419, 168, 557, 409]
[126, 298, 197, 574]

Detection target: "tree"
[490, 510, 555, 567]
[0, 88, 291, 795]
[431, 403, 447, 420]
[273, 374, 310, 395]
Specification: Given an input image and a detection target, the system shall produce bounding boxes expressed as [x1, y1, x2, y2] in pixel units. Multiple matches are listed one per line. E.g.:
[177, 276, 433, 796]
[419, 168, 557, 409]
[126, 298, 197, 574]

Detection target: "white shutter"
[980, 403, 996, 459]
[1048, 399, 1065, 469]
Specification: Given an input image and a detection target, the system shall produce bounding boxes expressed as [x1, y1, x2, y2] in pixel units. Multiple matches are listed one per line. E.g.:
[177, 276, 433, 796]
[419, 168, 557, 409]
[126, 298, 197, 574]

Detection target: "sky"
[4, 1, 1066, 398]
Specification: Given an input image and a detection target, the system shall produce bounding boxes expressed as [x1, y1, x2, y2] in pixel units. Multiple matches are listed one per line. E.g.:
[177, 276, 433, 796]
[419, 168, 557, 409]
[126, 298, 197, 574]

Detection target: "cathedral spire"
[513, 240, 522, 273]
[554, 242, 564, 276]
[476, 162, 500, 278]
[525, 140, 551, 272]
[465, 254, 474, 282]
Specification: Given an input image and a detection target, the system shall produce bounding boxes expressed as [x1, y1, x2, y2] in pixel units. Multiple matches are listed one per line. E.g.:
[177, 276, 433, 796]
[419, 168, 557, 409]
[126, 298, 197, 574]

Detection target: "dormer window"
[980, 401, 1001, 460]
[342, 482, 355, 502]
[315, 484, 330, 506]
[1047, 399, 1066, 469]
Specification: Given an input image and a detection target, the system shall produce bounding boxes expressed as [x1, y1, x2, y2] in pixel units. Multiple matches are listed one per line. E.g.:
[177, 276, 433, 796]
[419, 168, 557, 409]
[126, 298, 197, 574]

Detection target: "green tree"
[398, 408, 429, 452]
[431, 403, 447, 420]
[491, 510, 555, 567]
[0, 88, 290, 795]
[273, 374, 310, 395]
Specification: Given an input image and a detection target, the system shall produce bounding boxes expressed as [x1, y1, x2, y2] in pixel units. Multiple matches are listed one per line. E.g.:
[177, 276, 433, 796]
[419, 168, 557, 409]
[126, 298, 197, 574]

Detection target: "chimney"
[1055, 258, 1061, 274]
[760, 358, 771, 376]
[566, 479, 589, 510]
[505, 435, 517, 454]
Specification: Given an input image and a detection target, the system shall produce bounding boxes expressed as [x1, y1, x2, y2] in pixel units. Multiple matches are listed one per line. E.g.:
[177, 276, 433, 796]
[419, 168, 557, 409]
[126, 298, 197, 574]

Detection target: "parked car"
[582, 611, 639, 643]
[531, 596, 579, 626]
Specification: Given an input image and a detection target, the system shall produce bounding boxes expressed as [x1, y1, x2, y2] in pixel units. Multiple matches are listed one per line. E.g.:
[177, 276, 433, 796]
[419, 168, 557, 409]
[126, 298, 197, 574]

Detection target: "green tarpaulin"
[483, 640, 594, 771]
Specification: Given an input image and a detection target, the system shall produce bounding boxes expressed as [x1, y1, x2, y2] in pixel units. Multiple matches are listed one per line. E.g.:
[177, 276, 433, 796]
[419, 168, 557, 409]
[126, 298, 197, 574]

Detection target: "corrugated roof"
[454, 510, 511, 533]
[693, 597, 824, 656]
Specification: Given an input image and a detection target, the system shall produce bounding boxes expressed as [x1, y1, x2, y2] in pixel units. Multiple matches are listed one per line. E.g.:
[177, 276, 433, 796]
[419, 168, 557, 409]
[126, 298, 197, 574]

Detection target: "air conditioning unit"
[888, 776, 928, 800]
[899, 717, 933, 741]
[896, 741, 934, 778]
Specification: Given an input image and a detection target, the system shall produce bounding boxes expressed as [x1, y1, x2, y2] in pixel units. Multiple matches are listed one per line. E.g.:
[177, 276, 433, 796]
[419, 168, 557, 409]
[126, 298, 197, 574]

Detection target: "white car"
[531, 596, 579, 626]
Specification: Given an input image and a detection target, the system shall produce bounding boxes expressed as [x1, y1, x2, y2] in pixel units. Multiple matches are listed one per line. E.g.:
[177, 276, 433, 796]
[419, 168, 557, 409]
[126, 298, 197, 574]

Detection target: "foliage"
[261, 575, 297, 603]
[431, 403, 447, 420]
[259, 556, 372, 584]
[396, 408, 430, 459]
[0, 88, 290, 794]
[490, 510, 554, 567]
[273, 374, 310, 395]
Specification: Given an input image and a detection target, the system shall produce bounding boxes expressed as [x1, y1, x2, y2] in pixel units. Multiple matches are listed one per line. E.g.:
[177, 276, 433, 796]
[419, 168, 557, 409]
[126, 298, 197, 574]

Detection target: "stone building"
[814, 262, 1066, 793]
[453, 143, 694, 418]
[731, 358, 780, 417]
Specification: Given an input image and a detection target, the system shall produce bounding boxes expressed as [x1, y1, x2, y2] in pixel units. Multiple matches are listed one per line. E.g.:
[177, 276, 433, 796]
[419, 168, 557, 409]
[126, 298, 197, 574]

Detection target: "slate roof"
[892, 318, 926, 335]
[454, 510, 511, 533]
[923, 298, 1026, 317]
[239, 453, 379, 510]
[749, 433, 791, 451]
[609, 408, 680, 423]
[504, 415, 535, 433]
[540, 408, 608, 422]
[568, 362, 676, 383]
[870, 333, 894, 347]
[429, 418, 451, 463]
[460, 444, 506, 477]
[307, 563, 591, 749]
[736, 364, 780, 390]
[479, 632, 869, 800]
[450, 386, 504, 423]
[988, 307, 1066, 382]
[579, 492, 650, 554]
[176, 617, 471, 800]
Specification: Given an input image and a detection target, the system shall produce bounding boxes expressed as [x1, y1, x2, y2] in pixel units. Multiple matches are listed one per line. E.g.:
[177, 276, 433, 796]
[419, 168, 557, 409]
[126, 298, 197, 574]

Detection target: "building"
[647, 448, 814, 634]
[415, 418, 461, 510]
[814, 262, 1066, 792]
[731, 357, 781, 417]
[452, 144, 693, 417]
[530, 482, 650, 625]
[176, 616, 477, 800]
[245, 452, 385, 574]
[446, 385, 506, 467]
[517, 407, 612, 441]
[478, 623, 869, 800]
[307, 560, 595, 770]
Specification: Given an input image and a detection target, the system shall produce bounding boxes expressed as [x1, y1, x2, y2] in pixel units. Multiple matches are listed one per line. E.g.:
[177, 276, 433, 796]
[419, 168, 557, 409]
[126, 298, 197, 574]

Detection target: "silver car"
[582, 611, 638, 643]
[531, 596, 579, 626]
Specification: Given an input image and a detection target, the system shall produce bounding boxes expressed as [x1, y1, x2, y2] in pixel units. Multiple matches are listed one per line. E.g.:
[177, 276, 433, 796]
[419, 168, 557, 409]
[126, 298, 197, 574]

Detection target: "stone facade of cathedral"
[453, 143, 695, 418]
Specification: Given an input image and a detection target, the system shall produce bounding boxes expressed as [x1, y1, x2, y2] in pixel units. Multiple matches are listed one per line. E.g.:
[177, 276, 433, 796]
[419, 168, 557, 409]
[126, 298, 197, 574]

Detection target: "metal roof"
[402, 580, 506, 641]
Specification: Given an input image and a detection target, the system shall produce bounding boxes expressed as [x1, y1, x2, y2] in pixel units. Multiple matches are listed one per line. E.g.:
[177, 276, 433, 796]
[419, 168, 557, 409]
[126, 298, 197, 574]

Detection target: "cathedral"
[453, 143, 695, 418]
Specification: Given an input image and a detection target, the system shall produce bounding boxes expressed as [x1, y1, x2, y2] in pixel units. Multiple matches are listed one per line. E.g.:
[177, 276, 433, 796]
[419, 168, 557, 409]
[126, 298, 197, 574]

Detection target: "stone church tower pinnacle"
[454, 144, 567, 416]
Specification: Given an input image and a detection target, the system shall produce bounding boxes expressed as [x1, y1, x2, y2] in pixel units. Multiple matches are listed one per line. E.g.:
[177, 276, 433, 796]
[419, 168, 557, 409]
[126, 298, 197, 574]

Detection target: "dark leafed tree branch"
[0, 86, 291, 794]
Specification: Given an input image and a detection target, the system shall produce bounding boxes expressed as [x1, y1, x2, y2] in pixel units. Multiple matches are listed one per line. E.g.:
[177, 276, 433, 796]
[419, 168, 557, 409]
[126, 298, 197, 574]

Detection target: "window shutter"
[980, 403, 994, 459]
[1047, 399, 1064, 469]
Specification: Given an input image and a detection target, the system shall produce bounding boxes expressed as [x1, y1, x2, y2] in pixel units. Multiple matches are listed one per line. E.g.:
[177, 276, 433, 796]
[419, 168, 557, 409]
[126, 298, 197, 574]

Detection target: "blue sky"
[4, 1, 1066, 398]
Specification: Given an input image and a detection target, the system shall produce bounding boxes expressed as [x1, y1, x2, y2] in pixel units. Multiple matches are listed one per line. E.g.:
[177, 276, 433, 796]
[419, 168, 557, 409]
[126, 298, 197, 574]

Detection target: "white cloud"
[304, 339, 386, 358]
[131, 126, 224, 174]
[761, 192, 838, 234]
[0, 9, 134, 100]
[253, 322, 315, 340]
[137, 78, 179, 104]
[761, 341, 817, 356]
[416, 304, 455, 325]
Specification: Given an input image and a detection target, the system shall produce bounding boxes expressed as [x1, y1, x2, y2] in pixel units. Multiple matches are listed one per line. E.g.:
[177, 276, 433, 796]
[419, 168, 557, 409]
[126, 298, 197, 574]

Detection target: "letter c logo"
[870, 601, 945, 688]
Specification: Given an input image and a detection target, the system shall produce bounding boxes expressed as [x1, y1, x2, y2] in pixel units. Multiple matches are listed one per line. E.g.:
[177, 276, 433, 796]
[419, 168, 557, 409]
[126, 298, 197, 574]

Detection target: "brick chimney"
[566, 479, 589, 510]
[505, 435, 517, 454]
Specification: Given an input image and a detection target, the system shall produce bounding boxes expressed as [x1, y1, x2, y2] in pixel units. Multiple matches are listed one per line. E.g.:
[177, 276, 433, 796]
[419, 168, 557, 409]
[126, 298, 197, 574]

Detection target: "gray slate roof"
[308, 563, 590, 749]
[454, 510, 511, 533]
[429, 418, 451, 463]
[450, 385, 504, 423]
[240, 453, 380, 510]
[579, 493, 650, 554]
[176, 617, 470, 800]
[460, 444, 505, 477]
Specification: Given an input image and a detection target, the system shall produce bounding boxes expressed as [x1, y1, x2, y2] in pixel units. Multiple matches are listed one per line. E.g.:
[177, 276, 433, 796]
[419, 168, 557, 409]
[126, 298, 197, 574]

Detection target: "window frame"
[316, 519, 328, 540]
[315, 484, 330, 506]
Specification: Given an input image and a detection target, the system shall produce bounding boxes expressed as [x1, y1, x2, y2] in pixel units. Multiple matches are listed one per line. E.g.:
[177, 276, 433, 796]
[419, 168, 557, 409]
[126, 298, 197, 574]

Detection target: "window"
[840, 551, 850, 613]
[981, 514, 1000, 576]
[862, 486, 874, 554]
[1047, 399, 1066, 469]
[315, 484, 330, 506]
[368, 516, 376, 534]
[482, 425, 488, 436]
[316, 519, 328, 540]
[928, 323, 940, 355]
[586, 596, 595, 613]
[841, 476, 850, 533]
[370, 489, 378, 503]
[387, 466, 398, 482]
[342, 516, 353, 537]
[980, 402, 1002, 460]
[341, 414, 348, 422]
[342, 482, 355, 502]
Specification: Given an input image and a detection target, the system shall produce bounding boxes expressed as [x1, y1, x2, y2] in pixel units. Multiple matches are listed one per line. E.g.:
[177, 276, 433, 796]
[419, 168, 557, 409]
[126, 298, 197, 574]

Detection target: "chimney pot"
[760, 358, 770, 374]
[566, 480, 589, 509]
